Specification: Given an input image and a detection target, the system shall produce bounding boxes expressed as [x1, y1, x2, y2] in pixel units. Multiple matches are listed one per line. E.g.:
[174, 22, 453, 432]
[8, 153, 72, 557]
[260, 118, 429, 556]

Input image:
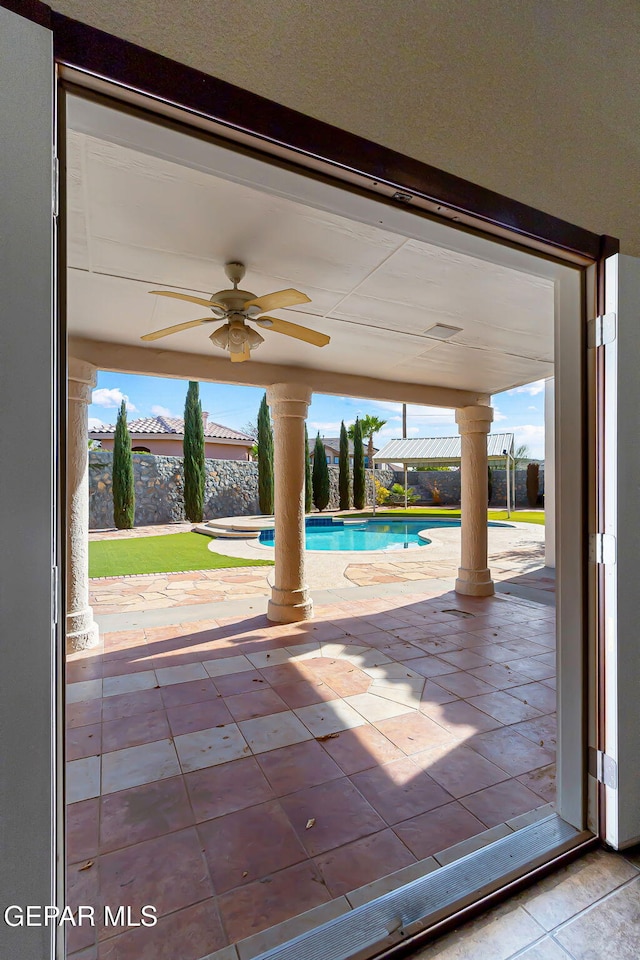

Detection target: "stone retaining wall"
[89, 451, 259, 528]
[326, 465, 395, 512]
[89, 452, 396, 528]
[399, 468, 545, 507]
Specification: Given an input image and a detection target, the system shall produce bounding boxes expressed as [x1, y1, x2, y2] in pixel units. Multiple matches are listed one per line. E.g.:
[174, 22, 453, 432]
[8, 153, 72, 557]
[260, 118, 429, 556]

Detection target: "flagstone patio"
[88, 519, 548, 614]
[66, 586, 556, 960]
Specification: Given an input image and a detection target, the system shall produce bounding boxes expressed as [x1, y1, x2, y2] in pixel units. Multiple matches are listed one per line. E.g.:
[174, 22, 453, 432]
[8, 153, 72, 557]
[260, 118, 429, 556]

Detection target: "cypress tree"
[526, 462, 539, 508]
[112, 399, 135, 529]
[183, 381, 205, 523]
[257, 393, 274, 514]
[352, 417, 366, 509]
[338, 420, 350, 510]
[304, 423, 313, 513]
[312, 433, 330, 511]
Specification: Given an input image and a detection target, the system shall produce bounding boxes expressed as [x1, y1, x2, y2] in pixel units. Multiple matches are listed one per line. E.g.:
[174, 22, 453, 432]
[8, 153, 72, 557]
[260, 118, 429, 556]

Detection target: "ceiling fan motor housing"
[224, 261, 246, 286]
[212, 289, 259, 314]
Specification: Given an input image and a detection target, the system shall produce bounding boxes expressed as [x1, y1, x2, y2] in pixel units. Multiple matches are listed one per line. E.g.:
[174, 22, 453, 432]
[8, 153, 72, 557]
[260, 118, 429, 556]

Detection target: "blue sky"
[89, 372, 547, 458]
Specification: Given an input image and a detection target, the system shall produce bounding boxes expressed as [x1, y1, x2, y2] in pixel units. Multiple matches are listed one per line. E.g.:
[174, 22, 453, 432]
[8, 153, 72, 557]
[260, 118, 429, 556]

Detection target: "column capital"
[456, 405, 493, 434]
[267, 382, 312, 418]
[68, 358, 97, 404]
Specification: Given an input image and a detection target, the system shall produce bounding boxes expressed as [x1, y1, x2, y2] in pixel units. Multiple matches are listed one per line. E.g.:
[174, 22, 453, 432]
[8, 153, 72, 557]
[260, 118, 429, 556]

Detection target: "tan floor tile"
[518, 848, 638, 930]
[409, 902, 545, 959]
[294, 700, 367, 737]
[514, 938, 572, 959]
[554, 877, 640, 960]
[101, 739, 180, 793]
[239, 710, 314, 752]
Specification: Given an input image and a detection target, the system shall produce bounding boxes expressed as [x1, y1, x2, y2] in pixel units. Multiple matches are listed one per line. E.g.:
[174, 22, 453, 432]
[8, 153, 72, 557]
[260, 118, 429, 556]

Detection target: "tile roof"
[89, 415, 253, 442]
[309, 437, 379, 456]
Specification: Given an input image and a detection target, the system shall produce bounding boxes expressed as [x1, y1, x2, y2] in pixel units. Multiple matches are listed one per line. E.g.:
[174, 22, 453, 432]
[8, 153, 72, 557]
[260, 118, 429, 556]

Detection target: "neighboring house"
[89, 412, 254, 460]
[308, 436, 381, 469]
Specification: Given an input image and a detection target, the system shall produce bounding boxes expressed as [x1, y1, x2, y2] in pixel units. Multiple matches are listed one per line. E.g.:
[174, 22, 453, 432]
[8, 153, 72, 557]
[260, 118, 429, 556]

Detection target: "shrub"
[375, 478, 390, 505]
[257, 393, 274, 514]
[304, 423, 312, 513]
[112, 400, 135, 529]
[388, 483, 418, 505]
[338, 420, 350, 510]
[183, 381, 205, 523]
[312, 433, 330, 511]
[352, 418, 366, 509]
[527, 462, 540, 508]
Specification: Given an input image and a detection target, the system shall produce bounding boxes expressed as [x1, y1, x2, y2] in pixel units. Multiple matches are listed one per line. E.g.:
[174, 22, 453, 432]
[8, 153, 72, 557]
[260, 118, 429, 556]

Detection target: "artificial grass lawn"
[89, 532, 274, 578]
[337, 507, 545, 525]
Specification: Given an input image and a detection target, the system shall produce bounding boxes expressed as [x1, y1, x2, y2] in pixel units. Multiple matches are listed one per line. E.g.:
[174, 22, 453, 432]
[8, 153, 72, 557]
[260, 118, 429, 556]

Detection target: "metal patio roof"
[374, 433, 514, 464]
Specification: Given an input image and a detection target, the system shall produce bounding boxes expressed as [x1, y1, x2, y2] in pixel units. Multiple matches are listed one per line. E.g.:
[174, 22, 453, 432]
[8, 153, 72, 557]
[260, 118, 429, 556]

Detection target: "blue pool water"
[259, 517, 505, 552]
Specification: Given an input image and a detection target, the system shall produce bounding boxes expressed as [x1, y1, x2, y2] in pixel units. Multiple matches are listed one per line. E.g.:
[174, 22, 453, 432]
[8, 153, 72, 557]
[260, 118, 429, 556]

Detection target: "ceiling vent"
[424, 323, 463, 340]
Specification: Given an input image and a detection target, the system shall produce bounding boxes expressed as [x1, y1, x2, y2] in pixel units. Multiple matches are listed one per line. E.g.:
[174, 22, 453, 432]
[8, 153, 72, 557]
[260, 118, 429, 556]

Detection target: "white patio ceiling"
[65, 95, 563, 397]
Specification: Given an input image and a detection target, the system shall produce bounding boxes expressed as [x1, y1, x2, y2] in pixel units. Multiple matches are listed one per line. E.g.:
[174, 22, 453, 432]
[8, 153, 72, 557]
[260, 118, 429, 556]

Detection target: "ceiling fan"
[141, 262, 330, 362]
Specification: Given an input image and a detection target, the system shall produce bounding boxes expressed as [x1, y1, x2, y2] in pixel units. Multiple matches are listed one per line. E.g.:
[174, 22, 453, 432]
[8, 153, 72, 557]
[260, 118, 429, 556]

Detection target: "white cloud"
[367, 400, 456, 422]
[88, 417, 105, 430]
[527, 405, 538, 411]
[378, 425, 420, 438]
[505, 379, 546, 397]
[493, 407, 507, 422]
[409, 409, 456, 425]
[365, 400, 403, 414]
[92, 387, 136, 412]
[308, 421, 346, 434]
[151, 404, 175, 417]
[512, 424, 545, 458]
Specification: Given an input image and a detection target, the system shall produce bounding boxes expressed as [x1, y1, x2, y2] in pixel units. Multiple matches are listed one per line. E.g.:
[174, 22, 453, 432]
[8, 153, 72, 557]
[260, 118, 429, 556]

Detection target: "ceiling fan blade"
[256, 316, 330, 347]
[244, 288, 311, 313]
[140, 318, 210, 341]
[149, 290, 225, 310]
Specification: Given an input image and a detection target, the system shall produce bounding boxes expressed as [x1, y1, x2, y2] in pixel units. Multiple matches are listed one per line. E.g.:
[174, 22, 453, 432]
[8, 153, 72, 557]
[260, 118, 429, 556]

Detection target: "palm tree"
[348, 414, 387, 472]
[513, 443, 530, 469]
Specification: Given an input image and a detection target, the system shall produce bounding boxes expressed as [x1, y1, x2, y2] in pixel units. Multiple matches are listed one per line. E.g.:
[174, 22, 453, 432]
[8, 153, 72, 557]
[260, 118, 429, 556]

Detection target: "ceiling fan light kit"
[141, 261, 329, 361]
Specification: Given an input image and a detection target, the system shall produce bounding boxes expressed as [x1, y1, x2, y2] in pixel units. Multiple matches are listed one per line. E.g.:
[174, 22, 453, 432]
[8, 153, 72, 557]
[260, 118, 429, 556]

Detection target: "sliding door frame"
[0, 1, 619, 957]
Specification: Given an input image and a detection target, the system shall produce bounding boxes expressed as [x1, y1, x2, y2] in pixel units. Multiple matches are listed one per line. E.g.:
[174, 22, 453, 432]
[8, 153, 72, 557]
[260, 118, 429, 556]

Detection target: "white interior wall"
[50, 0, 640, 254]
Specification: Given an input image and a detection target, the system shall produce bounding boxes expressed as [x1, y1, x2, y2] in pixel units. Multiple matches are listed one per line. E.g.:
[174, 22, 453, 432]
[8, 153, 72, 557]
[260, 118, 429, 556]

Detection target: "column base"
[267, 585, 314, 623]
[455, 568, 495, 597]
[66, 610, 100, 653]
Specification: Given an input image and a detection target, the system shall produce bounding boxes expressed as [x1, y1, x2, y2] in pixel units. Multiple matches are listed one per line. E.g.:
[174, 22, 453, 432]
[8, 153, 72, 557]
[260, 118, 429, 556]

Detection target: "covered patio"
[67, 583, 556, 959]
[62, 91, 567, 960]
[64, 90, 563, 654]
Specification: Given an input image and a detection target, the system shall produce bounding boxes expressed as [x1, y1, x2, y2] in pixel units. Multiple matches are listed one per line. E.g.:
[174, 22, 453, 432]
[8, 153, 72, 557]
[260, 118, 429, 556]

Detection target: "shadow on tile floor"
[66, 588, 557, 959]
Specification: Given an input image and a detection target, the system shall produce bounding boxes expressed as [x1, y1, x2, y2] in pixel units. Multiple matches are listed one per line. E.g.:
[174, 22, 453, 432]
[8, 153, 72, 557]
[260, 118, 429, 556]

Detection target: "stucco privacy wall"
[51, 0, 640, 254]
[89, 451, 394, 528]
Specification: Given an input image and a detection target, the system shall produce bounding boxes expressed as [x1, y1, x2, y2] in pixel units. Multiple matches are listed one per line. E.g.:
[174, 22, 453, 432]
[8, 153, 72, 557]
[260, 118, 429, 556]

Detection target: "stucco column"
[455, 405, 495, 597]
[67, 358, 100, 652]
[266, 383, 313, 623]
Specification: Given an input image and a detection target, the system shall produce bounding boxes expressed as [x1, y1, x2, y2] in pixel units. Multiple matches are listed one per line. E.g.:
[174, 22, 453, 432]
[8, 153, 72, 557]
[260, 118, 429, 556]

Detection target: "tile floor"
[66, 588, 558, 959]
[410, 845, 640, 960]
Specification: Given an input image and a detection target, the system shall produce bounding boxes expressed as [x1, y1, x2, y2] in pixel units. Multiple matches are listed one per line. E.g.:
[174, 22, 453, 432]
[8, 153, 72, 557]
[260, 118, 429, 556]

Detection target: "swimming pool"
[259, 516, 504, 552]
